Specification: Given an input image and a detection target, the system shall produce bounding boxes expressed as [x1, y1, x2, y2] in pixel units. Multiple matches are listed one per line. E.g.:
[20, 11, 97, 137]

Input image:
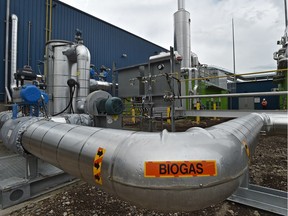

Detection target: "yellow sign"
[145, 160, 217, 178]
[93, 147, 106, 185]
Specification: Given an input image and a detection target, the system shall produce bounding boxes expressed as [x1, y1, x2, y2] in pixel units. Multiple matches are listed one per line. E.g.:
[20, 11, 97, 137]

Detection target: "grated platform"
[0, 140, 74, 209]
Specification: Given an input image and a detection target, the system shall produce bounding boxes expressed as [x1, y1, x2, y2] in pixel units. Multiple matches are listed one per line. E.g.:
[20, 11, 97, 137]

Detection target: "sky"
[60, 0, 287, 73]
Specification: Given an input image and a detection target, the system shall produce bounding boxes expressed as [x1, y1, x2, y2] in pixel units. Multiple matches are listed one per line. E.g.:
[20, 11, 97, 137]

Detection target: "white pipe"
[75, 45, 91, 112]
[174, 3, 191, 68]
[10, 14, 18, 94]
[2, 113, 285, 211]
[5, 0, 11, 103]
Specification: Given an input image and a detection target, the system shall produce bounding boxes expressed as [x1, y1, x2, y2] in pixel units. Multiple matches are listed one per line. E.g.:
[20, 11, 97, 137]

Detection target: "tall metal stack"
[174, 0, 191, 68]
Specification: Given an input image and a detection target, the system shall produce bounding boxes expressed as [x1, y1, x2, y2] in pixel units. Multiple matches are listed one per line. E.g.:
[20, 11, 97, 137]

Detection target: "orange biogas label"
[144, 160, 217, 178]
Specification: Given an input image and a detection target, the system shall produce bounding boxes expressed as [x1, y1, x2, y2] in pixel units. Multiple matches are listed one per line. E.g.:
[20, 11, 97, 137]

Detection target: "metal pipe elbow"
[108, 128, 248, 211]
[0, 113, 271, 211]
[260, 113, 288, 136]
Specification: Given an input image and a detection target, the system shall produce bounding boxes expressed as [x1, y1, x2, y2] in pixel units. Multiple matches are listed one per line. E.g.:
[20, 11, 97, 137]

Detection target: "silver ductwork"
[90, 80, 113, 92]
[174, 0, 191, 68]
[178, 0, 185, 9]
[1, 113, 286, 211]
[5, 0, 11, 102]
[75, 45, 91, 112]
[46, 40, 73, 114]
[10, 14, 18, 94]
[45, 41, 90, 114]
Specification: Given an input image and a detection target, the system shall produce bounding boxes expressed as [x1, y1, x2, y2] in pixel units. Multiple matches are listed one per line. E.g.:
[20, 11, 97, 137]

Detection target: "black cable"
[70, 86, 75, 114]
[52, 79, 79, 116]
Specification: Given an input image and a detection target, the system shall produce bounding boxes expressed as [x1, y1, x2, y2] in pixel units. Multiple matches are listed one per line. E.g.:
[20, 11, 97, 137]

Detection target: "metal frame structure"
[228, 172, 287, 215]
[0, 148, 74, 209]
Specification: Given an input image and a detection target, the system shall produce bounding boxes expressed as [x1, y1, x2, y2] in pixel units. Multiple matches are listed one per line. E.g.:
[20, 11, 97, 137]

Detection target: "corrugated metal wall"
[0, 0, 166, 102]
[229, 80, 280, 110]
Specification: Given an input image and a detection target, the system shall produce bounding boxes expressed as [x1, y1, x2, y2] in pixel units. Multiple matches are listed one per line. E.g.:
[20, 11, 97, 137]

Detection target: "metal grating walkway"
[0, 140, 74, 209]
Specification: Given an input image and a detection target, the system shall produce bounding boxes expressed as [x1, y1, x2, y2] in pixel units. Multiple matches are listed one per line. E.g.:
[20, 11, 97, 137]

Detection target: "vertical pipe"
[231, 18, 236, 109]
[5, 0, 10, 103]
[170, 47, 175, 132]
[112, 62, 116, 96]
[178, 0, 185, 10]
[27, 21, 32, 66]
[232, 18, 236, 87]
[49, 0, 52, 40]
[11, 14, 18, 93]
[284, 0, 287, 28]
[45, 0, 49, 42]
[193, 68, 199, 109]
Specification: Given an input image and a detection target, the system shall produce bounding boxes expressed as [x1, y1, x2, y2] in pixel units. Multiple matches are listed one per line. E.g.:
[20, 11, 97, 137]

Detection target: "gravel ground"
[2, 119, 287, 216]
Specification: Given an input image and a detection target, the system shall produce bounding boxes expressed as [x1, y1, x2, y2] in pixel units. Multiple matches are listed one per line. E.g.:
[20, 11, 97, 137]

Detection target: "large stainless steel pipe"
[1, 113, 279, 211]
[261, 113, 288, 136]
[90, 80, 113, 92]
[174, 0, 191, 68]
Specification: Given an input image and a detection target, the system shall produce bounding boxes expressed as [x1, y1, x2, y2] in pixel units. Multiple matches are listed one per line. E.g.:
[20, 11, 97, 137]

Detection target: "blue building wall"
[229, 80, 280, 110]
[0, 0, 166, 102]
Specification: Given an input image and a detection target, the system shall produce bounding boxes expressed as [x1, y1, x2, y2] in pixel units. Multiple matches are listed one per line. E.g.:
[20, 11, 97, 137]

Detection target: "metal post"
[232, 18, 236, 84]
[25, 155, 38, 179]
[147, 61, 153, 132]
[112, 62, 116, 96]
[231, 18, 236, 110]
[170, 47, 175, 132]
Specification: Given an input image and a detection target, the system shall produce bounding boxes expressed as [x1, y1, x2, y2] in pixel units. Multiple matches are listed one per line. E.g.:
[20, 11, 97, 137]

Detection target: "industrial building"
[0, 0, 166, 103]
[0, 0, 287, 215]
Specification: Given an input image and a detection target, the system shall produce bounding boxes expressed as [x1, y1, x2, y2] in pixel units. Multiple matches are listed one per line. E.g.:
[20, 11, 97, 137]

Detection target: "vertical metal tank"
[45, 40, 76, 114]
[45, 40, 91, 115]
[174, 0, 191, 68]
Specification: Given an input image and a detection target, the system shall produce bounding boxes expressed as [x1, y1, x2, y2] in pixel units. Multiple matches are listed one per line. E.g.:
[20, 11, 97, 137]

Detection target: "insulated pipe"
[174, 1, 191, 68]
[75, 45, 90, 112]
[1, 113, 281, 211]
[5, 0, 11, 103]
[261, 113, 288, 136]
[89, 79, 113, 92]
[10, 14, 18, 94]
[45, 41, 72, 114]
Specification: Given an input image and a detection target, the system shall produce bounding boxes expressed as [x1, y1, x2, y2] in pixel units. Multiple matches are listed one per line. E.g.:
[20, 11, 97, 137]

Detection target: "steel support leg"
[228, 172, 288, 215]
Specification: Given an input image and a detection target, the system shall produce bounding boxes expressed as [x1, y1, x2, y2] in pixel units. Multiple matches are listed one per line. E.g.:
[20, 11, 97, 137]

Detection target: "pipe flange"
[16, 117, 43, 156]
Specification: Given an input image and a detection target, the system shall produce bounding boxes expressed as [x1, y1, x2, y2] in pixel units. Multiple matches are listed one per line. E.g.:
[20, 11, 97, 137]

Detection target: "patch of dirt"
[3, 119, 287, 216]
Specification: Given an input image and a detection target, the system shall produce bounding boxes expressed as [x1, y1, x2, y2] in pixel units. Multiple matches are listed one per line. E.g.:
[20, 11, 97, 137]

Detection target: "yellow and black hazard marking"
[93, 147, 106, 185]
[242, 140, 250, 159]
